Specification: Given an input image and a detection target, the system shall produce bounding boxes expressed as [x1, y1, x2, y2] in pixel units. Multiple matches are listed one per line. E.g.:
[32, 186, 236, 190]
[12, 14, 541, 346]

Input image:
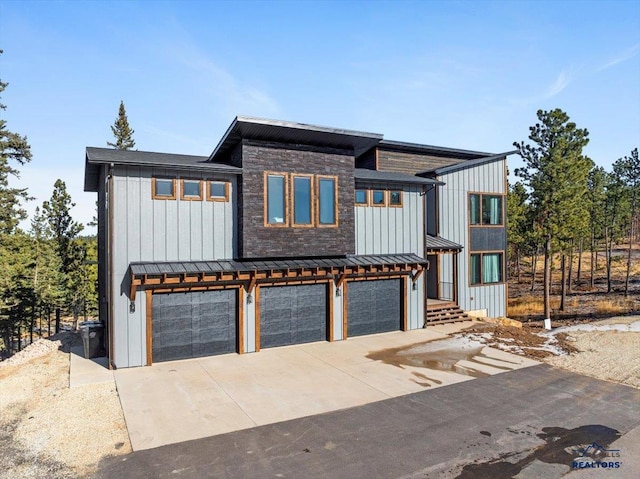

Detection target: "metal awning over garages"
[426, 235, 462, 254]
[128, 254, 429, 300]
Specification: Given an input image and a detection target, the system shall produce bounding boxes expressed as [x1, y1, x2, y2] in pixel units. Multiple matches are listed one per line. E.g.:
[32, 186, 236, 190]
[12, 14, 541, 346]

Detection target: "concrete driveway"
[100, 365, 640, 479]
[114, 324, 538, 451]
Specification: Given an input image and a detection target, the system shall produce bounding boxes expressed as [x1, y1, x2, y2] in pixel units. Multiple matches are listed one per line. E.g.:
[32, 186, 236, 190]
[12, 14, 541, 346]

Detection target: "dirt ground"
[459, 315, 640, 389]
[0, 333, 130, 479]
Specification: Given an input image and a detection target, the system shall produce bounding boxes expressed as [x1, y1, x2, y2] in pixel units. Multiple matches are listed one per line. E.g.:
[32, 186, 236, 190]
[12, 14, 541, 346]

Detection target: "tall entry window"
[293, 175, 313, 226]
[317, 177, 337, 226]
[266, 174, 287, 225]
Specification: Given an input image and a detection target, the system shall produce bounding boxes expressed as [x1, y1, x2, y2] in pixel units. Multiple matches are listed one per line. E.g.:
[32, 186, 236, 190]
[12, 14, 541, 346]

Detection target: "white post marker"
[544, 318, 552, 330]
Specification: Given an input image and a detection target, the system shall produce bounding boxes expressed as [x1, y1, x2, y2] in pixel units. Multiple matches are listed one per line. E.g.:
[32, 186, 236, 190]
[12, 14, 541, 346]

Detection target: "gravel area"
[545, 316, 640, 388]
[0, 334, 131, 479]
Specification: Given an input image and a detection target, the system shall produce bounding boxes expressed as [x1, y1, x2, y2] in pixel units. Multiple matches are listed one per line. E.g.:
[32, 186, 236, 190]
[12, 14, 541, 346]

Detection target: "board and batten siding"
[110, 165, 236, 367]
[354, 185, 425, 330]
[438, 160, 507, 318]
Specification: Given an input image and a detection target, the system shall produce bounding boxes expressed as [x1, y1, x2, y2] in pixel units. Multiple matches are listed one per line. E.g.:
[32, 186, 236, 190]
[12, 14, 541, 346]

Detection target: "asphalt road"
[97, 364, 640, 478]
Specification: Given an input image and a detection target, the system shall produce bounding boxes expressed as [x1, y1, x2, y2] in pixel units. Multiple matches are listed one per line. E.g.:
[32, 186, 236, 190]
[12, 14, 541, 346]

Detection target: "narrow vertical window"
[470, 254, 481, 285]
[266, 174, 287, 225]
[318, 177, 337, 226]
[482, 195, 503, 225]
[293, 175, 312, 225]
[469, 194, 480, 225]
[482, 253, 503, 283]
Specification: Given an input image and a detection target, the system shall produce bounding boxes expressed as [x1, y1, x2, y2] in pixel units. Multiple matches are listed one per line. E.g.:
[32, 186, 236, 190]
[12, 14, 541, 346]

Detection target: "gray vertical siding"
[111, 166, 236, 368]
[438, 160, 506, 318]
[354, 185, 425, 329]
[354, 186, 424, 256]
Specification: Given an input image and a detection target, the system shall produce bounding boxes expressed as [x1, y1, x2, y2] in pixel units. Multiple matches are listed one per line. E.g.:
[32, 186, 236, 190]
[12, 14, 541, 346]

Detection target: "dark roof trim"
[377, 139, 492, 159]
[355, 168, 444, 186]
[419, 151, 516, 176]
[425, 234, 463, 252]
[130, 254, 428, 277]
[84, 147, 242, 192]
[208, 116, 383, 163]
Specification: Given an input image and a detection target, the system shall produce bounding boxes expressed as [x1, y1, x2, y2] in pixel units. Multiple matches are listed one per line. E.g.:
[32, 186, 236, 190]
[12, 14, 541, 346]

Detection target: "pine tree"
[0, 50, 33, 354]
[0, 50, 33, 234]
[613, 148, 640, 296]
[107, 100, 136, 150]
[514, 109, 591, 320]
[42, 180, 86, 327]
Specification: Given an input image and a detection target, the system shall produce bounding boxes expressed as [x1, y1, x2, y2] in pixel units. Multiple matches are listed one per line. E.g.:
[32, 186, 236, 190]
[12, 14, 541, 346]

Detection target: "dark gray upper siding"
[240, 141, 356, 258]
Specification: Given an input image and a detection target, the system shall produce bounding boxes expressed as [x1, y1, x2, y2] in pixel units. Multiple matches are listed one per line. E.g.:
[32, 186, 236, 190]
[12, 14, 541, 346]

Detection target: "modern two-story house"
[84, 116, 510, 369]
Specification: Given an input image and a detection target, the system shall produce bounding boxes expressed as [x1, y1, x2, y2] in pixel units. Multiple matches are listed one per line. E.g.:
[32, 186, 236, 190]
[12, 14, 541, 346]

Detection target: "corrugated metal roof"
[425, 235, 463, 251]
[355, 168, 444, 186]
[84, 147, 242, 192]
[208, 116, 383, 163]
[129, 254, 428, 276]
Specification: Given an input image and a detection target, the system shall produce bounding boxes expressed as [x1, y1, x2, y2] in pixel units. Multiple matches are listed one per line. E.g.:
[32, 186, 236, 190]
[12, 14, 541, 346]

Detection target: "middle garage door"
[347, 279, 401, 337]
[260, 284, 327, 349]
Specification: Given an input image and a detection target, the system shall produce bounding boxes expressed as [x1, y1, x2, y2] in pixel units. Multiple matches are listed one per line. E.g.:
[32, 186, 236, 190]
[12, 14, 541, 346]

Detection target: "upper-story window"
[293, 175, 313, 226]
[389, 190, 403, 207]
[207, 181, 229, 202]
[469, 193, 503, 225]
[265, 173, 288, 225]
[180, 179, 203, 201]
[264, 172, 337, 227]
[318, 176, 337, 226]
[152, 178, 176, 200]
[355, 189, 368, 206]
[372, 190, 386, 206]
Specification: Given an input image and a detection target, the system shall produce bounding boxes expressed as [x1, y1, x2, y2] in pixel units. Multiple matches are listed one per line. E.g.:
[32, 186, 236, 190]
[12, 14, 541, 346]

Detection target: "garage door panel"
[152, 290, 237, 363]
[260, 284, 327, 349]
[347, 280, 401, 337]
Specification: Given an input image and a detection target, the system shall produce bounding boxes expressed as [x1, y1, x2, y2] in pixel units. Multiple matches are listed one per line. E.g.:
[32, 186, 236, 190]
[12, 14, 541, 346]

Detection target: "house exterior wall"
[110, 165, 236, 368]
[240, 140, 355, 258]
[438, 159, 507, 318]
[354, 184, 425, 329]
[376, 149, 462, 176]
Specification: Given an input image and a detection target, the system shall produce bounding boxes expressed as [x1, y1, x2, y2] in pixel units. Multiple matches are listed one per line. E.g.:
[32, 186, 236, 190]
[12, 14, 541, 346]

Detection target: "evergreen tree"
[0, 50, 33, 354]
[107, 100, 136, 150]
[0, 50, 33, 234]
[613, 148, 639, 296]
[514, 109, 591, 320]
[506, 181, 529, 282]
[42, 180, 86, 327]
[587, 166, 607, 288]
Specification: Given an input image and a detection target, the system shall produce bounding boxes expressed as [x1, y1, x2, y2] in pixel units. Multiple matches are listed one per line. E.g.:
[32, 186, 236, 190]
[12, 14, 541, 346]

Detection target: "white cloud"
[543, 69, 572, 99]
[596, 43, 640, 72]
[163, 33, 281, 118]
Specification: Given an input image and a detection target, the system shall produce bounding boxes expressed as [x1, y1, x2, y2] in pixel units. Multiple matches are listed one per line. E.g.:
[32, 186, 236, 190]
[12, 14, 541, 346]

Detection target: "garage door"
[152, 290, 237, 363]
[260, 284, 327, 349]
[347, 279, 401, 337]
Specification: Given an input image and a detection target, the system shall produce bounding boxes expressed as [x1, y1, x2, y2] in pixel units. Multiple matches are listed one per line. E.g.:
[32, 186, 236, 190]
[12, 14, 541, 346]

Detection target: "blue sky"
[1, 0, 639, 234]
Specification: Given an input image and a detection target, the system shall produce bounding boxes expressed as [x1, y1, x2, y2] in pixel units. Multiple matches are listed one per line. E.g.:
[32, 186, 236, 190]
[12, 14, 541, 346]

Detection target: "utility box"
[79, 321, 104, 359]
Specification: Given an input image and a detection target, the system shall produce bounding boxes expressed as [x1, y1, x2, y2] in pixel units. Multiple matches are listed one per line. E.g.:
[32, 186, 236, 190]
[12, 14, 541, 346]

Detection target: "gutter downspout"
[107, 163, 115, 369]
